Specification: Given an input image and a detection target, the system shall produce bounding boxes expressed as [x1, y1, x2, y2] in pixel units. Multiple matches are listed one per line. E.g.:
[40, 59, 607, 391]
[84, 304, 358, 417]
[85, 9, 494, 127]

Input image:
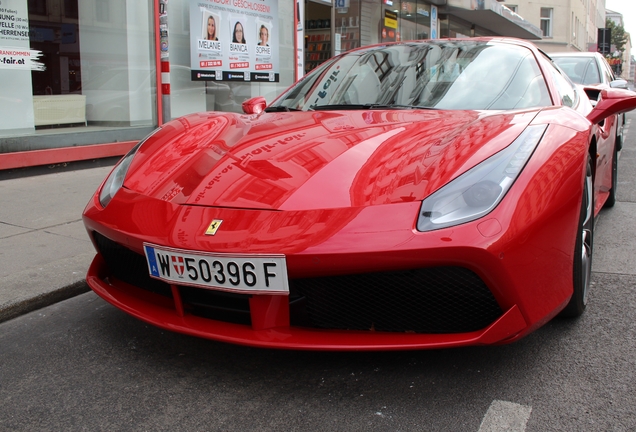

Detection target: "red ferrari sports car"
[83, 38, 636, 350]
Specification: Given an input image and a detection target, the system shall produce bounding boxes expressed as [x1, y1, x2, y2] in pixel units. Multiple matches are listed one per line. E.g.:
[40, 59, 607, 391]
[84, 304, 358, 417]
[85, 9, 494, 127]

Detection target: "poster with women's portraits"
[190, 0, 279, 82]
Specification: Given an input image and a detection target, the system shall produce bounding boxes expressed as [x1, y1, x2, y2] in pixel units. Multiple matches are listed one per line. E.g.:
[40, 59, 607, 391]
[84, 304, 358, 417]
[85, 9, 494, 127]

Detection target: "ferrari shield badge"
[205, 219, 223, 235]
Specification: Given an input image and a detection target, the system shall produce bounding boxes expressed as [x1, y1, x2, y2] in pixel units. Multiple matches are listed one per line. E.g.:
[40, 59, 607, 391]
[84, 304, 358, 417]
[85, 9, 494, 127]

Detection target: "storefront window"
[0, 0, 156, 143]
[364, 0, 431, 46]
[399, 1, 429, 41]
[0, 0, 536, 156]
[360, 0, 381, 47]
[78, 2, 156, 127]
[304, 1, 332, 74]
[336, 0, 360, 52]
[168, 0, 296, 118]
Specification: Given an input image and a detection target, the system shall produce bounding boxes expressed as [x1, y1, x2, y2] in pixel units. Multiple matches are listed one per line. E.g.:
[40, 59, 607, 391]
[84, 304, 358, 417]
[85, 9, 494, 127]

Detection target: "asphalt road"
[2, 113, 636, 431]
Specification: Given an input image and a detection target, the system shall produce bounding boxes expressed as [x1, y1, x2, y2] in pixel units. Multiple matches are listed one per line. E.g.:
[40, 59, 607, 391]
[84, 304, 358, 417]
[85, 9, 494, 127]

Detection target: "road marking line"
[478, 400, 532, 432]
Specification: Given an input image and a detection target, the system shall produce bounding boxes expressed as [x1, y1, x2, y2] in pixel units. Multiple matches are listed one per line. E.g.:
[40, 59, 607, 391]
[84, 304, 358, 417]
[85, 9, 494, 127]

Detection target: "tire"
[616, 114, 624, 151]
[560, 156, 593, 318]
[604, 145, 618, 208]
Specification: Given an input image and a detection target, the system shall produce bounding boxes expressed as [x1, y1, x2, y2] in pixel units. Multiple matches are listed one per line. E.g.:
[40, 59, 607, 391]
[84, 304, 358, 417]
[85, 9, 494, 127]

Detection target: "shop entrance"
[304, 0, 332, 74]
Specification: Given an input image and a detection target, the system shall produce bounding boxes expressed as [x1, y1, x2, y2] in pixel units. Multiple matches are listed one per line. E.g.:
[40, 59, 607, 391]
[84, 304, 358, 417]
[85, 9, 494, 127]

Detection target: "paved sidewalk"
[0, 162, 115, 323]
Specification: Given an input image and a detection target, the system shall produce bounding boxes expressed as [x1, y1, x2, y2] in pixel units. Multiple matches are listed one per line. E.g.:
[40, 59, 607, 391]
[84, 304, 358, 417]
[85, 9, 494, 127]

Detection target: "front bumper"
[83, 184, 577, 350]
[87, 253, 528, 350]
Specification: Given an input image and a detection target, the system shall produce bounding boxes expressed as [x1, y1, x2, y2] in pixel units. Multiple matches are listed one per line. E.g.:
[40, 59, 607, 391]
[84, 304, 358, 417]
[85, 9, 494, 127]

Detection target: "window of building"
[398, 1, 431, 42]
[63, 0, 78, 19]
[540, 8, 553, 38]
[507, 5, 517, 13]
[27, 0, 47, 16]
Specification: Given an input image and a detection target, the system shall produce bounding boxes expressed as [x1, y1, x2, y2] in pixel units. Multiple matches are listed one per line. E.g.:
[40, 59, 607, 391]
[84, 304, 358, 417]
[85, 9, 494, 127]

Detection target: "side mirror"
[242, 96, 267, 115]
[610, 79, 628, 90]
[587, 88, 636, 125]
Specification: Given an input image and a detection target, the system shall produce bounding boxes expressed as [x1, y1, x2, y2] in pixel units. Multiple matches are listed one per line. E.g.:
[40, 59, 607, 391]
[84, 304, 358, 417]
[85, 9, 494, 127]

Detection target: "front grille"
[93, 232, 251, 324]
[179, 287, 251, 325]
[94, 232, 172, 297]
[290, 267, 502, 333]
[94, 232, 501, 334]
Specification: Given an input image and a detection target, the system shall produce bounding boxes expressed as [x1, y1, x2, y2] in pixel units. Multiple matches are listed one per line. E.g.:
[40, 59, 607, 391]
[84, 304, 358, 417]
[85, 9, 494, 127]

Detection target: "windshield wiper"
[264, 106, 303, 112]
[310, 103, 437, 111]
[309, 104, 365, 111]
[372, 104, 439, 110]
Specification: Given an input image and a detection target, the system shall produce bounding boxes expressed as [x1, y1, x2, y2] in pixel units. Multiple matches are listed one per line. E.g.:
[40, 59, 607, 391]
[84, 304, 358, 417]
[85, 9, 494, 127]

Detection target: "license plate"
[143, 243, 289, 294]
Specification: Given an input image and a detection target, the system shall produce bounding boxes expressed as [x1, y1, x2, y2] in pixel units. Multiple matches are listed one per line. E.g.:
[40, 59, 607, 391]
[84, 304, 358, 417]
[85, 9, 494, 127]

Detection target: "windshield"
[552, 56, 601, 85]
[271, 40, 552, 112]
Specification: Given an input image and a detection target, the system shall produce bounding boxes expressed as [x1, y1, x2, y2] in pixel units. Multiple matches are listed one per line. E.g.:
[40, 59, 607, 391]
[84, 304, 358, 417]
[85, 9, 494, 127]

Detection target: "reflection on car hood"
[124, 109, 539, 210]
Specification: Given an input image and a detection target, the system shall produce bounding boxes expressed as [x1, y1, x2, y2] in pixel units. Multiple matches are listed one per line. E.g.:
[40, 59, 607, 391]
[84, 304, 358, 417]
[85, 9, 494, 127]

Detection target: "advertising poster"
[190, 0, 279, 82]
[0, 0, 44, 71]
[382, 10, 397, 42]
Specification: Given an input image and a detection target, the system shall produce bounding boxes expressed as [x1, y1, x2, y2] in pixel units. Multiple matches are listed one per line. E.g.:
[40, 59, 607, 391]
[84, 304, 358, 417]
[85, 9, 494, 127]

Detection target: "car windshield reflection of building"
[280, 41, 550, 112]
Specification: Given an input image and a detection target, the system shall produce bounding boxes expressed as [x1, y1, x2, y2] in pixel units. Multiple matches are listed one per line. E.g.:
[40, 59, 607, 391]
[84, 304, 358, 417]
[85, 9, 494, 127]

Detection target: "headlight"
[417, 124, 547, 232]
[98, 129, 160, 208]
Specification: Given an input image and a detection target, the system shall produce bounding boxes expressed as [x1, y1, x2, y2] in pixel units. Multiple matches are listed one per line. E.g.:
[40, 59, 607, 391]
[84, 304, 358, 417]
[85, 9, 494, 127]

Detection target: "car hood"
[124, 109, 539, 211]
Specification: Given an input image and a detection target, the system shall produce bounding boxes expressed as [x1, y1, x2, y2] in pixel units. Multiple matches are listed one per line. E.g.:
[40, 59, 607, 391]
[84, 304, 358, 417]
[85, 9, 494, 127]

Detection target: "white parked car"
[551, 51, 627, 152]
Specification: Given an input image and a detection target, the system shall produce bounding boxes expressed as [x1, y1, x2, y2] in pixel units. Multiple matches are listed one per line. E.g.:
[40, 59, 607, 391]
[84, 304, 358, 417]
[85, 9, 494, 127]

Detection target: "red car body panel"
[123, 110, 532, 210]
[82, 38, 635, 350]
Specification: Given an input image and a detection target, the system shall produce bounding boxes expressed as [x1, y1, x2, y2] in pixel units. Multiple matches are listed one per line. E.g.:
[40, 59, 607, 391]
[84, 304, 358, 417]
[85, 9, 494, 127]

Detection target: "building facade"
[500, 0, 605, 53]
[503, 0, 632, 81]
[606, 8, 633, 81]
[0, 0, 540, 168]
